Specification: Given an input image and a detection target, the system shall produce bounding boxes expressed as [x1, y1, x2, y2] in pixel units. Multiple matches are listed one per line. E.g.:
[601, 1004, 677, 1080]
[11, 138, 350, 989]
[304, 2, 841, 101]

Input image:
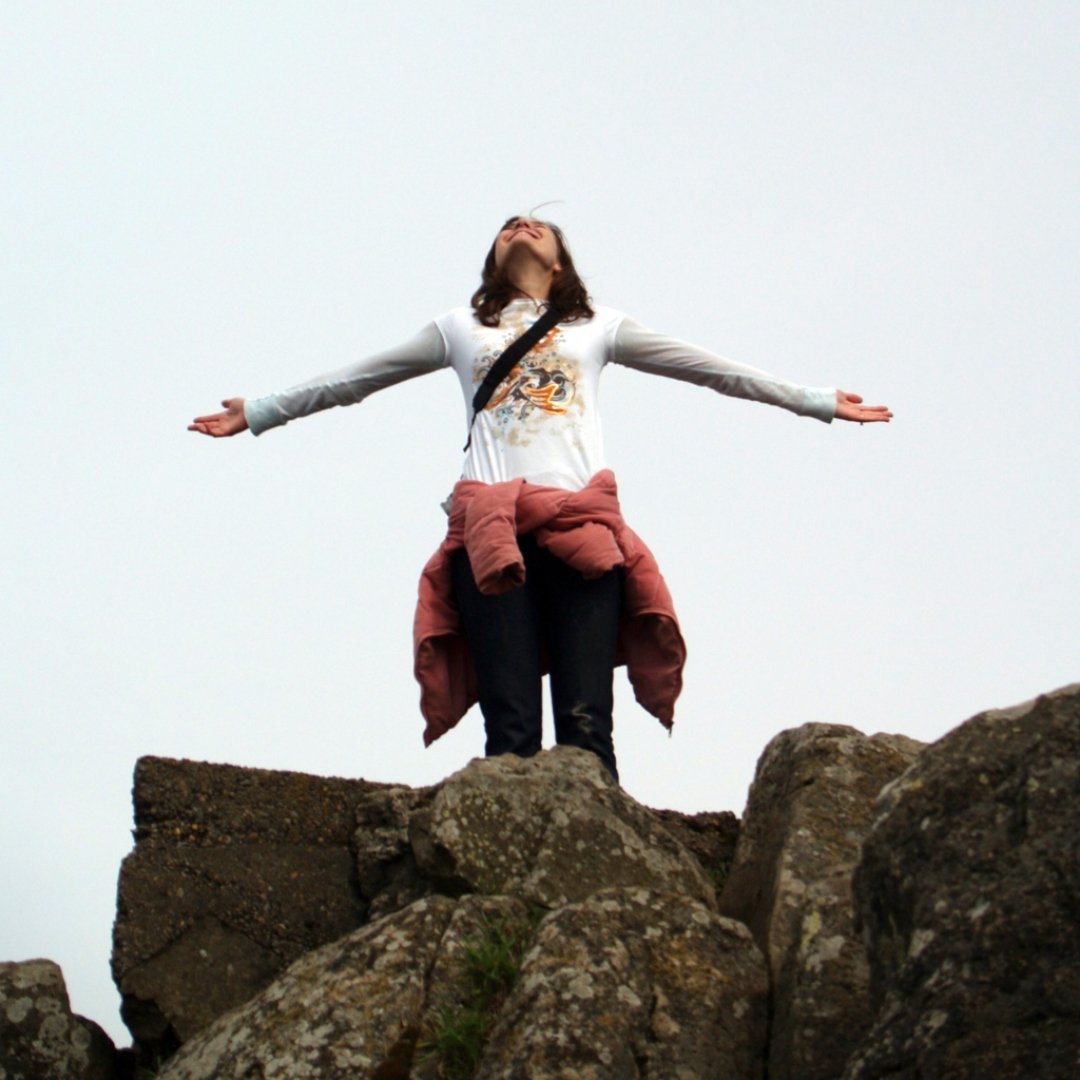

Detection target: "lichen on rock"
[475, 886, 768, 1079]
[0, 959, 115, 1080]
[846, 683, 1080, 1079]
[407, 746, 718, 910]
[720, 723, 923, 1080]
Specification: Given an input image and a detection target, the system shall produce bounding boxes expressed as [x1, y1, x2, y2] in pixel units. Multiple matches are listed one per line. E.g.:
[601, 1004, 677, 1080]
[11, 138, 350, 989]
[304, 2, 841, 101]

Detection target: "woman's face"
[492, 217, 562, 272]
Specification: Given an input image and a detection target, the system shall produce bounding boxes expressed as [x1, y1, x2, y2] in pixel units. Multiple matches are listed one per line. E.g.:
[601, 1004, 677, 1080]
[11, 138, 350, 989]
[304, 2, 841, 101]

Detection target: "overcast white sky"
[3, 1, 1077, 1047]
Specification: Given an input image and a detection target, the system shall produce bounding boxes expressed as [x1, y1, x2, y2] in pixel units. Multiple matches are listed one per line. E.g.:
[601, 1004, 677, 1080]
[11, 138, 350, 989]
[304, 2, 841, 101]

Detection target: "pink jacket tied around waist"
[414, 469, 686, 747]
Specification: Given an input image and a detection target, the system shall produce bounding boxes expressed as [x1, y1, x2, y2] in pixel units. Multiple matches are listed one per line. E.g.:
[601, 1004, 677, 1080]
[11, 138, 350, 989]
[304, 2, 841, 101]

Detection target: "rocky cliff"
[2, 683, 1077, 1079]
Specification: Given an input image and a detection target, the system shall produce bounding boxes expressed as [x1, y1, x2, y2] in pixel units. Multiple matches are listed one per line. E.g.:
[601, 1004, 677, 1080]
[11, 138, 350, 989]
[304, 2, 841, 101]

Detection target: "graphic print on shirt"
[472, 316, 582, 446]
[488, 352, 574, 416]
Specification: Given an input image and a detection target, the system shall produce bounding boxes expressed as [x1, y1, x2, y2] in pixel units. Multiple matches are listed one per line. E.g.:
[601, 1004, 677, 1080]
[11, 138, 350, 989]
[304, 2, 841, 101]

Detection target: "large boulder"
[719, 723, 924, 1080]
[845, 684, 1080, 1079]
[404, 746, 719, 910]
[156, 894, 462, 1079]
[0, 959, 115, 1080]
[112, 756, 384, 1059]
[477, 887, 768, 1079]
[352, 751, 735, 920]
[157, 887, 767, 1080]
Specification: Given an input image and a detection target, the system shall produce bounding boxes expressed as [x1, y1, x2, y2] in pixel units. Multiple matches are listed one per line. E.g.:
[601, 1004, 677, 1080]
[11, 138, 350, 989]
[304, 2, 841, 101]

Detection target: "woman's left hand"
[189, 397, 249, 437]
[835, 390, 892, 423]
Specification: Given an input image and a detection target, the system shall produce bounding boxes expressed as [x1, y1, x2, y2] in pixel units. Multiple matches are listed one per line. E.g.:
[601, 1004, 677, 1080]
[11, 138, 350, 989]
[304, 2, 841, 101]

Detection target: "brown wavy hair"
[471, 216, 595, 327]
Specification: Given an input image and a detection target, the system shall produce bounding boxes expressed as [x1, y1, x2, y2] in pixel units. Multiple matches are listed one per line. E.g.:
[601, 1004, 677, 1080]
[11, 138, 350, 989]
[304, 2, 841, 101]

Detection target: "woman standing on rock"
[190, 215, 891, 781]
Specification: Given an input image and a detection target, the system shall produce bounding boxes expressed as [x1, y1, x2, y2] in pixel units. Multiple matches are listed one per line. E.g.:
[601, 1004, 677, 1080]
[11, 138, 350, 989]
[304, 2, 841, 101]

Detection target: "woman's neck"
[502, 256, 556, 303]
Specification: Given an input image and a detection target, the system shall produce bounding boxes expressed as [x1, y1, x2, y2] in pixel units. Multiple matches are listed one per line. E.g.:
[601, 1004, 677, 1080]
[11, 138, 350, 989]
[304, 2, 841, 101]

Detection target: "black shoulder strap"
[463, 304, 561, 451]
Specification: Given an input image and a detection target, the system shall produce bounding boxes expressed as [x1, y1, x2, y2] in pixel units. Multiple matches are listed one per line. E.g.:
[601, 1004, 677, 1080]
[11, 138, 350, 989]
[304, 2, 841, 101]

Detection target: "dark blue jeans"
[451, 532, 623, 780]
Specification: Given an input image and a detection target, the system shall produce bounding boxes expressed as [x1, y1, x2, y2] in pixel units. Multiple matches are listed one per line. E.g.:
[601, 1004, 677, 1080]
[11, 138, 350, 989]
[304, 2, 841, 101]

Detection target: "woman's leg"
[451, 546, 544, 760]
[533, 540, 623, 781]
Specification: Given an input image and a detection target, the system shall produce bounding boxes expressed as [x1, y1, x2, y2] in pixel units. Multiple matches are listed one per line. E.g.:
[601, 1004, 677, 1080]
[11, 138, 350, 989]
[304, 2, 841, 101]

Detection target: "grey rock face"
[352, 760, 737, 921]
[157, 886, 767, 1080]
[353, 782, 439, 920]
[112, 756, 384, 1057]
[0, 959, 115, 1080]
[845, 684, 1080, 1080]
[720, 724, 924, 1080]
[114, 748, 733, 1071]
[156, 895, 459, 1080]
[88, 689, 1080, 1078]
[146, 749, 759, 1078]
[477, 887, 768, 1080]
[407, 746, 718, 910]
[648, 807, 740, 894]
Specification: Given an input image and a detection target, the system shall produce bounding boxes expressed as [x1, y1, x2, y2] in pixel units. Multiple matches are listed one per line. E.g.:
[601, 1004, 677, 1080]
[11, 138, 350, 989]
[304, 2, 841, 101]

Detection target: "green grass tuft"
[419, 910, 543, 1078]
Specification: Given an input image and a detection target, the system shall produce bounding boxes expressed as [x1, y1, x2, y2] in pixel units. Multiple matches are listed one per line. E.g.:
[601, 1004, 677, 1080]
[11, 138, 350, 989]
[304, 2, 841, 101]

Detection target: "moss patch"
[419, 909, 542, 1079]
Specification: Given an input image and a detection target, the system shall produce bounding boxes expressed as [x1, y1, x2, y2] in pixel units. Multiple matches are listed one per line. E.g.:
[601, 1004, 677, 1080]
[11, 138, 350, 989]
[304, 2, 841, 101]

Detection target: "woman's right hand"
[188, 398, 249, 437]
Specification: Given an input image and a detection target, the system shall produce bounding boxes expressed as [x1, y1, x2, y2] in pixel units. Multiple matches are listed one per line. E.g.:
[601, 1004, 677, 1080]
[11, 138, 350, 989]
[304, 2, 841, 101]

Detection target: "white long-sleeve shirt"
[244, 300, 836, 491]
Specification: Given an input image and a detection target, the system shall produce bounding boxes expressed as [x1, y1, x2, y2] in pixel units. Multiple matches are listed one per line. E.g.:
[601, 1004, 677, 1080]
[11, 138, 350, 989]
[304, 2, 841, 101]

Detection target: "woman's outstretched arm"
[188, 322, 448, 438]
[611, 317, 892, 423]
